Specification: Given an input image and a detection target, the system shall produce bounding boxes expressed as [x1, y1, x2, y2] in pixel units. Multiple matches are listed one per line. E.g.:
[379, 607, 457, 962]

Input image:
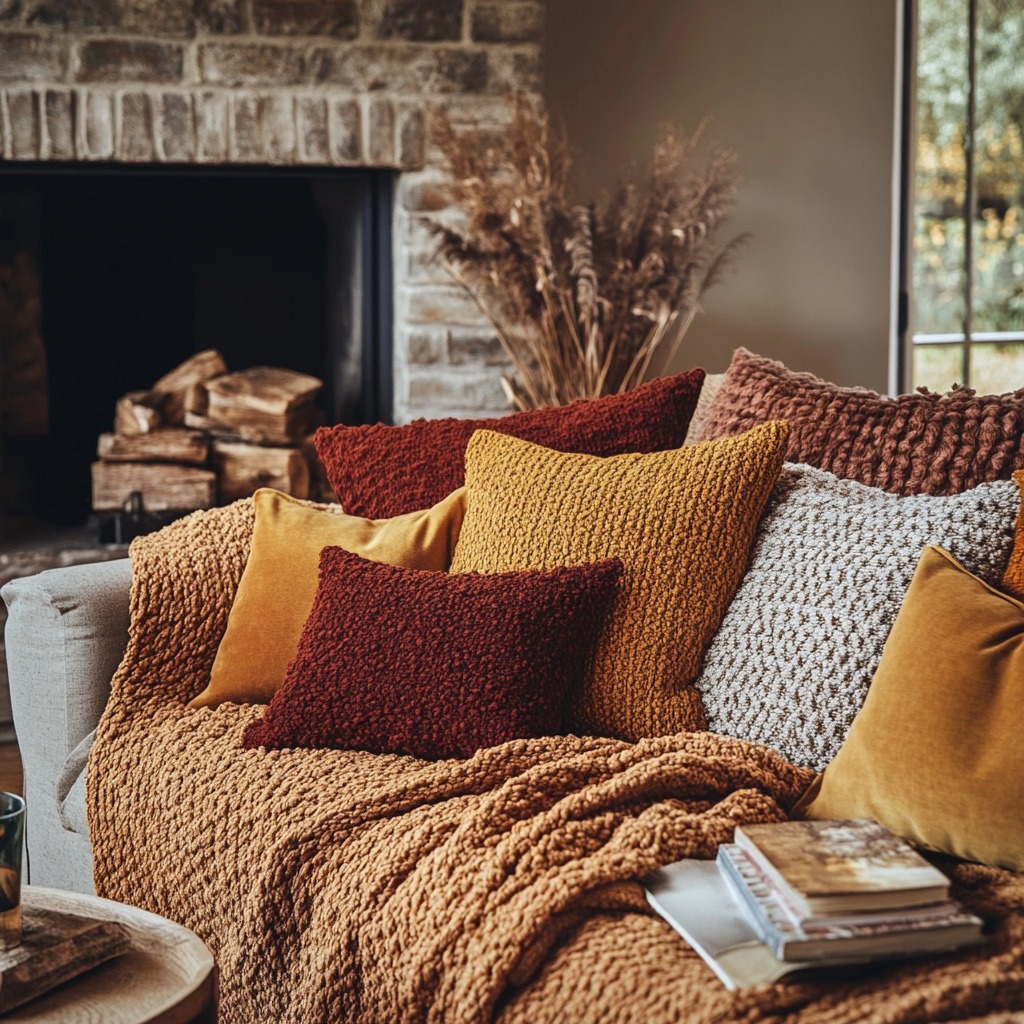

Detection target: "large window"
[908, 0, 1024, 393]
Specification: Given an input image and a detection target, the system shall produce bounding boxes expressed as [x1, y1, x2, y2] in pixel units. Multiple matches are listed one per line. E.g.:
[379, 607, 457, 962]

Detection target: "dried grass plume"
[431, 98, 747, 409]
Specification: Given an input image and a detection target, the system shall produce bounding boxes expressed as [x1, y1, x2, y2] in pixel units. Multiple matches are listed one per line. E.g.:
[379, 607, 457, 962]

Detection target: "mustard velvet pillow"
[796, 545, 1024, 872]
[189, 487, 466, 708]
[449, 422, 790, 741]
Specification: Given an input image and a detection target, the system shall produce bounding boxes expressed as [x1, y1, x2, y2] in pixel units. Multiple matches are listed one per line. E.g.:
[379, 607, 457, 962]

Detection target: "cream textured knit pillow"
[695, 464, 1018, 771]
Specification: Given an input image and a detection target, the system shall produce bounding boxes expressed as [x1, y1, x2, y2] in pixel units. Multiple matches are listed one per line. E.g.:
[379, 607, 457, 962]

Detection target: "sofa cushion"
[449, 422, 789, 741]
[795, 546, 1024, 872]
[189, 487, 466, 708]
[1000, 470, 1024, 600]
[696, 465, 1017, 772]
[242, 548, 622, 759]
[699, 347, 1024, 495]
[313, 369, 705, 518]
[683, 371, 725, 444]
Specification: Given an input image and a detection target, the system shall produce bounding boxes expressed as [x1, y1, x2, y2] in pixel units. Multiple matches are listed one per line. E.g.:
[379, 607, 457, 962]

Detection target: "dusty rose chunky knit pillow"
[699, 348, 1024, 496]
[314, 369, 706, 518]
[242, 548, 622, 760]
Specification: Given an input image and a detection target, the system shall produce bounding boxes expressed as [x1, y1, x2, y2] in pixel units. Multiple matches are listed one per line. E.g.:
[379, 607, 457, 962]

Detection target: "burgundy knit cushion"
[699, 348, 1024, 496]
[314, 369, 706, 518]
[242, 548, 622, 759]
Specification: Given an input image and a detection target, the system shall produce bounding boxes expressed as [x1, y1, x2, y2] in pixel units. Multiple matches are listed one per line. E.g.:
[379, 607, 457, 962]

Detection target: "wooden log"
[114, 391, 162, 436]
[196, 400, 317, 445]
[212, 441, 310, 503]
[91, 462, 217, 512]
[97, 429, 209, 466]
[205, 366, 322, 416]
[185, 380, 209, 416]
[152, 349, 228, 425]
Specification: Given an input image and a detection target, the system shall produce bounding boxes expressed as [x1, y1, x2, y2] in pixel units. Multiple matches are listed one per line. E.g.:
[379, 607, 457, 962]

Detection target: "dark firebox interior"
[0, 166, 392, 528]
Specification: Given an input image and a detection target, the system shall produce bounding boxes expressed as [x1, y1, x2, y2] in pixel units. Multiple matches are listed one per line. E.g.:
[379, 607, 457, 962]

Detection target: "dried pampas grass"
[430, 97, 747, 409]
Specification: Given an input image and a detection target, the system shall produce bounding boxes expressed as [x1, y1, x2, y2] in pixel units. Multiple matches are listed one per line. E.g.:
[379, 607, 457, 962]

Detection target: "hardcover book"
[733, 818, 950, 916]
[717, 844, 983, 961]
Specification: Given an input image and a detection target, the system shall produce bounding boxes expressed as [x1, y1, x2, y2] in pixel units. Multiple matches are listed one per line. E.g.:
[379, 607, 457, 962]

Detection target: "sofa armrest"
[1, 559, 131, 892]
[3, 559, 131, 764]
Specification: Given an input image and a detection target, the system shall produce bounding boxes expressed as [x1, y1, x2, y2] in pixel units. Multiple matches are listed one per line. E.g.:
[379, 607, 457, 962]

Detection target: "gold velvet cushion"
[449, 423, 790, 741]
[189, 486, 466, 708]
[796, 545, 1024, 872]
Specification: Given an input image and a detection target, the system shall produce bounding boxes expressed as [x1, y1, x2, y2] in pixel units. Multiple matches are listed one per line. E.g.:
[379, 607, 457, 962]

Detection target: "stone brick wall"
[0, 0, 543, 422]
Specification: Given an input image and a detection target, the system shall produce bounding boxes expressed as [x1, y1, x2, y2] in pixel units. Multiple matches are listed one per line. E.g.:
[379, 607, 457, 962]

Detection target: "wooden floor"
[0, 741, 23, 796]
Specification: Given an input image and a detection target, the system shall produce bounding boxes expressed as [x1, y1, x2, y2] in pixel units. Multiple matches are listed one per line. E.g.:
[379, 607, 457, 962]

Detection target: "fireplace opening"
[0, 164, 394, 535]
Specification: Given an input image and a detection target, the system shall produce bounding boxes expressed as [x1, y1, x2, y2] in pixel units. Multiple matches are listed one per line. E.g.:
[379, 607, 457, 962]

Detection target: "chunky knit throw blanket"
[87, 503, 1024, 1023]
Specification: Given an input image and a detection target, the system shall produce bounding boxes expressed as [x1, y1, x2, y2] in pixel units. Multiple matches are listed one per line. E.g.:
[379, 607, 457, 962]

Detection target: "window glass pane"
[969, 342, 1024, 392]
[913, 343, 965, 392]
[913, 0, 969, 336]
[972, 0, 1024, 332]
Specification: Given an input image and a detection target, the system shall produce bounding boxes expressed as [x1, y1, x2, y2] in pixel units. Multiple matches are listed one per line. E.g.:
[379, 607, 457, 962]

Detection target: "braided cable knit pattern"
[699, 348, 1024, 495]
[696, 465, 1018, 771]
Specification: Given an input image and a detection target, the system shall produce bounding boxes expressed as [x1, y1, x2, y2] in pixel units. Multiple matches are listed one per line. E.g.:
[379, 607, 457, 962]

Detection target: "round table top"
[6, 886, 215, 1024]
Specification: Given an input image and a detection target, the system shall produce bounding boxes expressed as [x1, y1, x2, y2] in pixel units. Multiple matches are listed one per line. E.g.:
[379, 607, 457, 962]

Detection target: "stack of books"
[644, 818, 984, 990]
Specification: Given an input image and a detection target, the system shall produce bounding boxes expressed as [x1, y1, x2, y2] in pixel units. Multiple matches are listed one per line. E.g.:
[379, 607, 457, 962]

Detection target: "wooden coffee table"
[4, 886, 216, 1023]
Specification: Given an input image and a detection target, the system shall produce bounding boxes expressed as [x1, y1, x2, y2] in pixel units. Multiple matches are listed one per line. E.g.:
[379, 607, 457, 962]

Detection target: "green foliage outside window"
[912, 0, 1024, 391]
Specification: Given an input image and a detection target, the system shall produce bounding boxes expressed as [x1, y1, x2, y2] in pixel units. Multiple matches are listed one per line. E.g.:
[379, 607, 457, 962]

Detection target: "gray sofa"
[2, 558, 132, 894]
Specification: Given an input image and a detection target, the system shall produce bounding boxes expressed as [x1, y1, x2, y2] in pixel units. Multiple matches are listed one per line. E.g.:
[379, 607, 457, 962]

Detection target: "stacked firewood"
[92, 350, 334, 517]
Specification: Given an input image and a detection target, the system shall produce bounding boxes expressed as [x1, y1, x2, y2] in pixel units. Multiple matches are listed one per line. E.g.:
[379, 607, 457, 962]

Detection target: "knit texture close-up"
[450, 422, 790, 741]
[314, 368, 705, 518]
[243, 548, 622, 759]
[699, 347, 1024, 495]
[695, 464, 1018, 771]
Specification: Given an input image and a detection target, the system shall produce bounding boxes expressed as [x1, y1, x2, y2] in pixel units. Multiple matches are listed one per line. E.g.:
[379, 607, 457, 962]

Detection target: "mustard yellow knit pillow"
[450, 422, 790, 740]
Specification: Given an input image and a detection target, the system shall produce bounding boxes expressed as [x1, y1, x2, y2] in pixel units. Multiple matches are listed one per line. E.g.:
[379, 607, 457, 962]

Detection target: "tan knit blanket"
[87, 502, 1024, 1024]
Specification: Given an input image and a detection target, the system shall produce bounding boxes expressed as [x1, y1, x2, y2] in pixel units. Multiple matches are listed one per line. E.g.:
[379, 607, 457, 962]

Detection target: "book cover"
[717, 844, 983, 962]
[643, 859, 865, 989]
[733, 819, 950, 915]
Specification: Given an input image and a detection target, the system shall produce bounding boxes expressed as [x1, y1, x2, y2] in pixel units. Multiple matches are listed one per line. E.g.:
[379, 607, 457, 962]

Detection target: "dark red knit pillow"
[242, 548, 622, 760]
[699, 348, 1024, 496]
[314, 369, 706, 518]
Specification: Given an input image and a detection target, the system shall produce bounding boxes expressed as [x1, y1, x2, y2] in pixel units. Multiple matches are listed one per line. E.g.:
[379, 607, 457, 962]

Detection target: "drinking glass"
[0, 793, 25, 949]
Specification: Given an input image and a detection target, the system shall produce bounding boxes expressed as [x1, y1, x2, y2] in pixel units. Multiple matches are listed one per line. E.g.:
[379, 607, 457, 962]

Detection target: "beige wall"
[545, 0, 899, 391]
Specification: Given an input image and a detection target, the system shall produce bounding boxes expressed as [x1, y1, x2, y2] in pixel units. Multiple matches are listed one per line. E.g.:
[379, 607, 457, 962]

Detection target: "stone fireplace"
[0, 0, 543, 423]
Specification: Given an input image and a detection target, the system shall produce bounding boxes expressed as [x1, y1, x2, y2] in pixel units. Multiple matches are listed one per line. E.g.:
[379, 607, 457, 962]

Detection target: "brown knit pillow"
[699, 348, 1024, 496]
